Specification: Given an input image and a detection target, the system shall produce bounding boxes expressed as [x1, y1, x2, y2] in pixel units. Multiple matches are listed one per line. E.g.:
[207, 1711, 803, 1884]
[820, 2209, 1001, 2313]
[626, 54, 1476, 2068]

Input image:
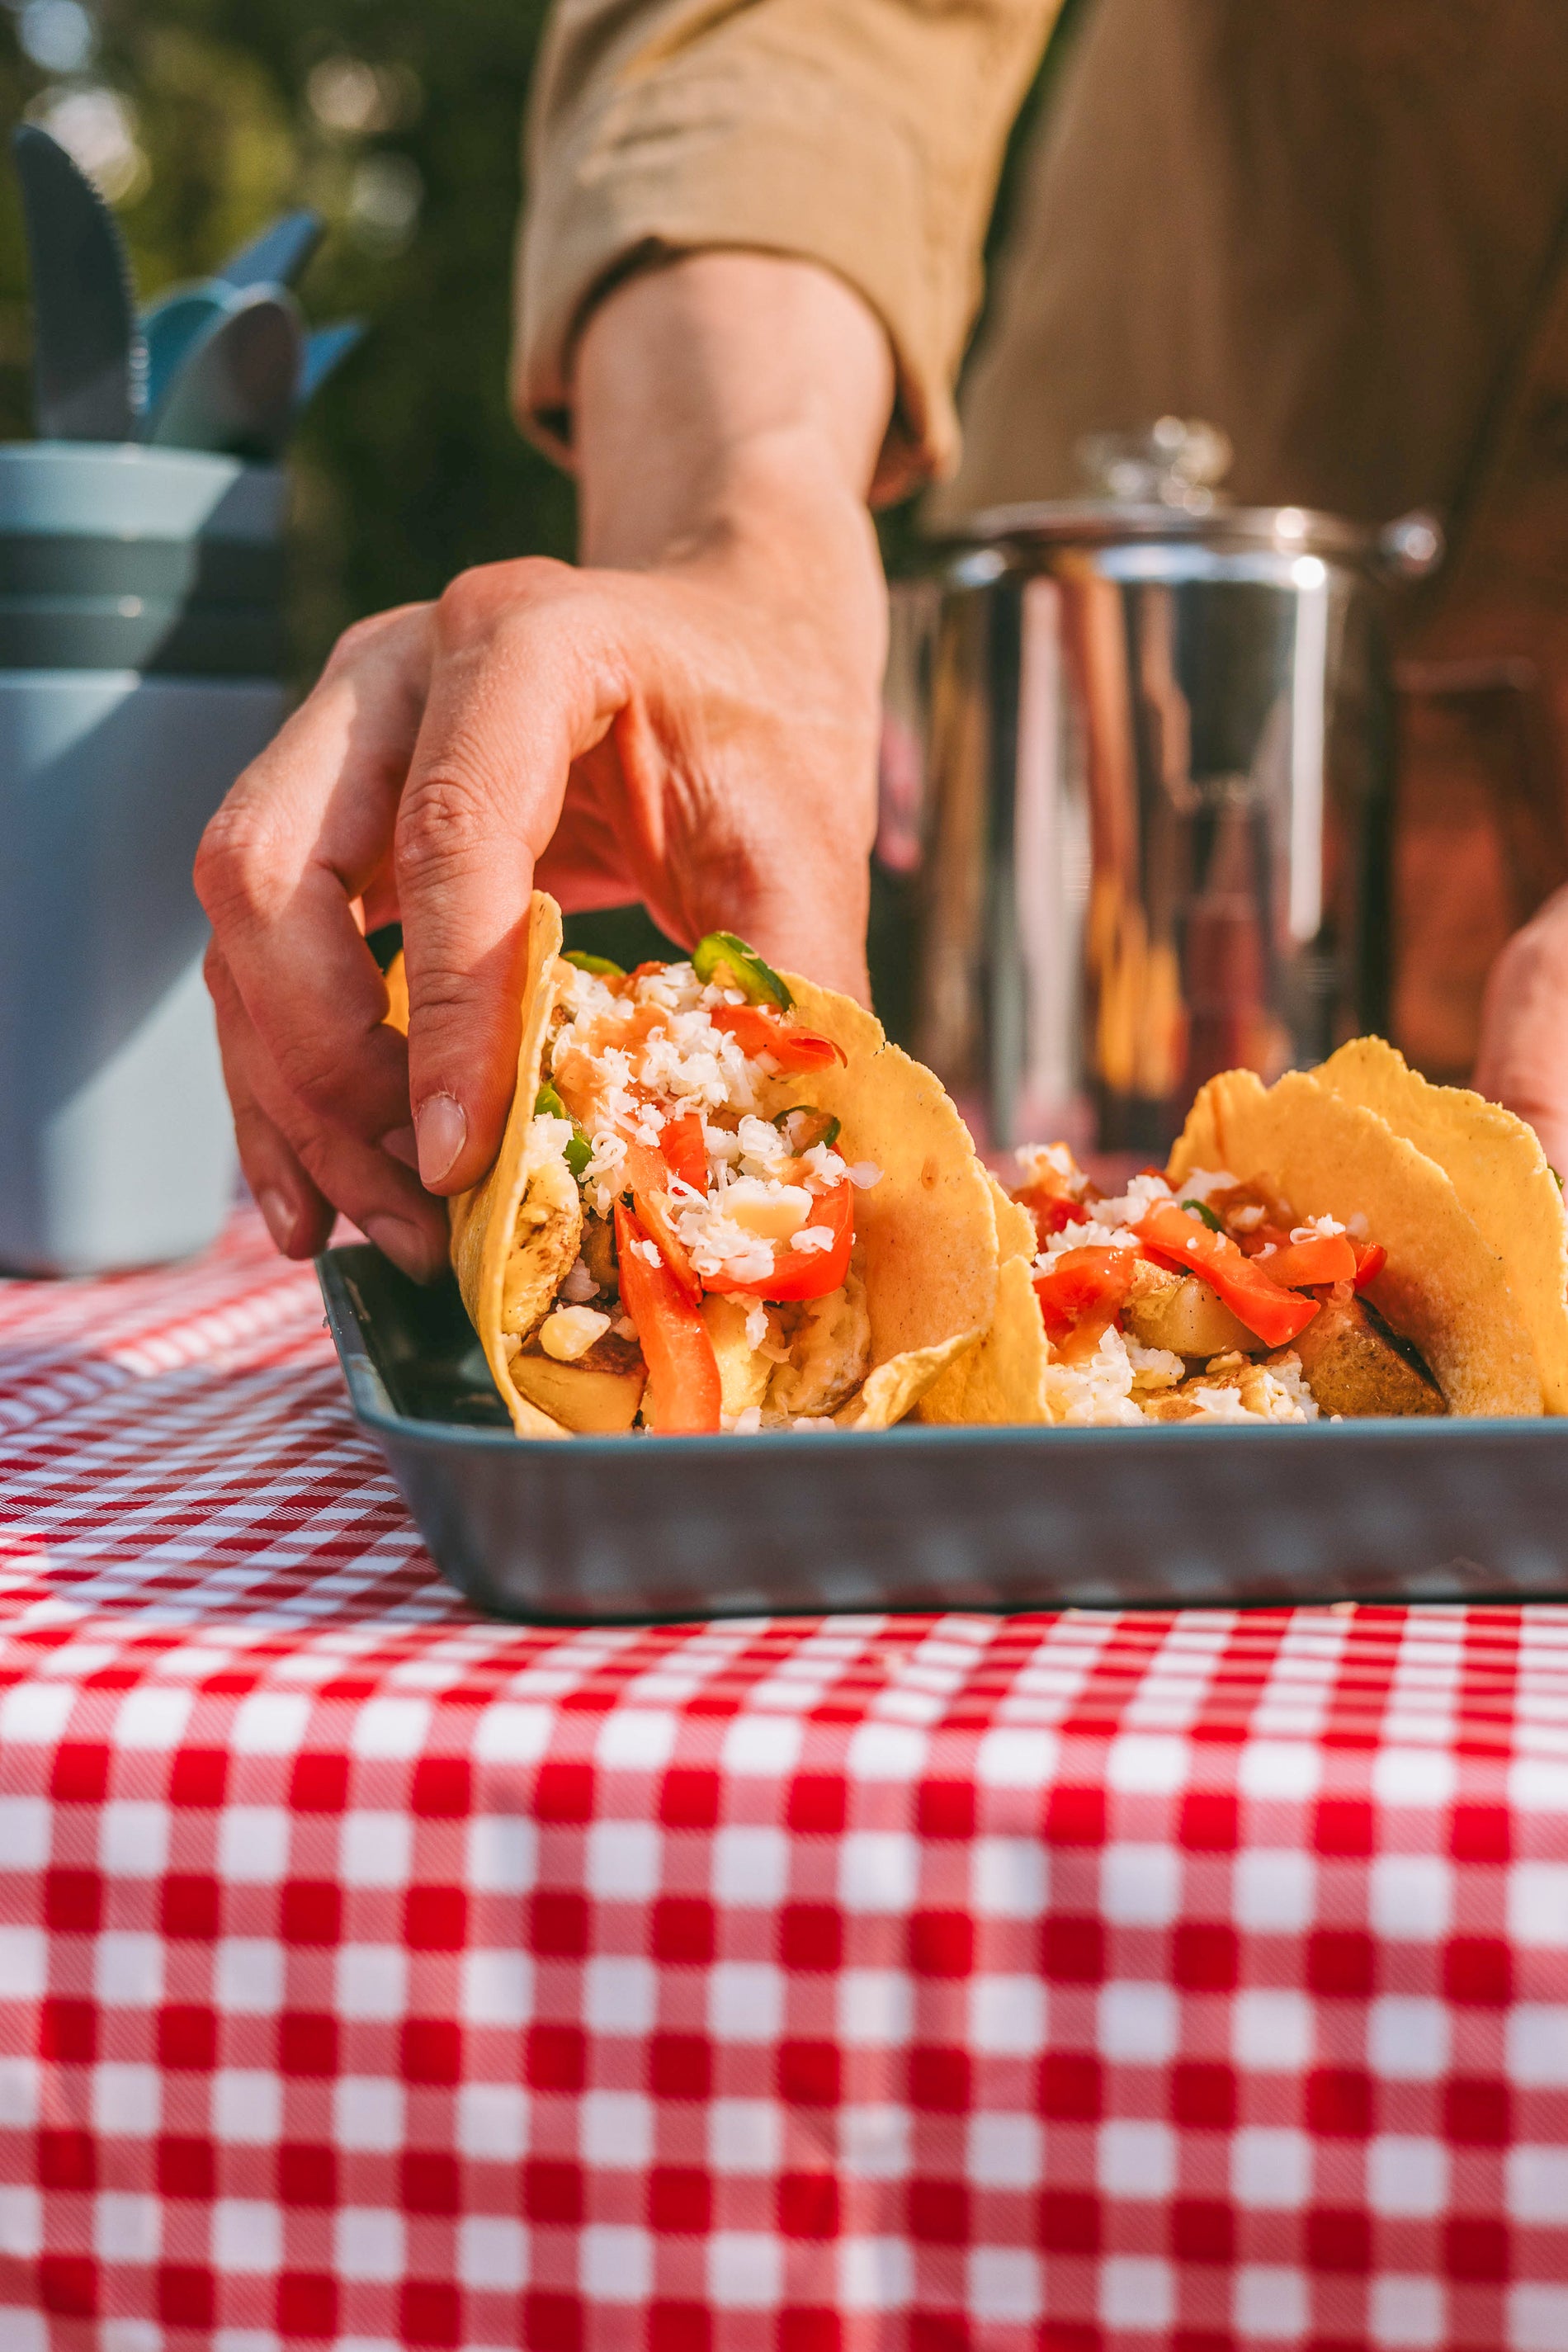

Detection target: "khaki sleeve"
[516, 0, 1062, 502]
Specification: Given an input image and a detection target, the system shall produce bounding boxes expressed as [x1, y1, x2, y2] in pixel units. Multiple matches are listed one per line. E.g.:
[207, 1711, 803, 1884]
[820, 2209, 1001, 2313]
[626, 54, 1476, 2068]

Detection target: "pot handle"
[1372, 508, 1444, 582]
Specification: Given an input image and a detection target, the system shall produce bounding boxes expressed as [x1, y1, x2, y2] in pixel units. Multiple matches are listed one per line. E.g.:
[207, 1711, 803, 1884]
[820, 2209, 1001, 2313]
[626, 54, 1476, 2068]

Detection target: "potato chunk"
[499, 1142, 582, 1344]
[509, 1348, 645, 1433]
[1123, 1259, 1257, 1358]
[702, 1294, 773, 1419]
[1287, 1292, 1446, 1418]
[768, 1271, 871, 1419]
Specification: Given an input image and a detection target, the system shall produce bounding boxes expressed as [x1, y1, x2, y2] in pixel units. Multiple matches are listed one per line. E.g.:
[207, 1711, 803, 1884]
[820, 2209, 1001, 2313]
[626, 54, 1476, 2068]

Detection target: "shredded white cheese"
[1175, 1167, 1240, 1207]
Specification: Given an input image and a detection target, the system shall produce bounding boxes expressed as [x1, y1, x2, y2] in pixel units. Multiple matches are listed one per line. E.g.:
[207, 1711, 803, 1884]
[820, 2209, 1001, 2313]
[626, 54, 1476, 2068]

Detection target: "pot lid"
[932, 418, 1442, 579]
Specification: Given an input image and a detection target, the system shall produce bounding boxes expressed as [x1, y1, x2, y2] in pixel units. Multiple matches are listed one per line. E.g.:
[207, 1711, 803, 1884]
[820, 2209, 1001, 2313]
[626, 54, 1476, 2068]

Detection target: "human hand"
[1474, 882, 1568, 1175]
[195, 255, 895, 1278]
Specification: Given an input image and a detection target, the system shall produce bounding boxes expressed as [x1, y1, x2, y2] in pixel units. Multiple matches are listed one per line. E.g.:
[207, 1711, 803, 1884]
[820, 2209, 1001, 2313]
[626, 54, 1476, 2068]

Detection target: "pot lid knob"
[1076, 414, 1234, 511]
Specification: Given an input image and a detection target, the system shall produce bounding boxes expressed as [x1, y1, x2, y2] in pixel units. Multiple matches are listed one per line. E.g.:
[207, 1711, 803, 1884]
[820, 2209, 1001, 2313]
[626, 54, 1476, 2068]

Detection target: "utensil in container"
[876, 419, 1443, 1157]
[296, 319, 366, 413]
[12, 125, 144, 442]
[147, 287, 305, 460]
[142, 284, 230, 413]
[213, 208, 324, 294]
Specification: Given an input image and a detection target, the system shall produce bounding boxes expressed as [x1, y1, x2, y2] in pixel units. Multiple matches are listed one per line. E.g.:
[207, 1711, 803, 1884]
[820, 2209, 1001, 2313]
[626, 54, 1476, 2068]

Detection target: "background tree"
[0, 0, 573, 687]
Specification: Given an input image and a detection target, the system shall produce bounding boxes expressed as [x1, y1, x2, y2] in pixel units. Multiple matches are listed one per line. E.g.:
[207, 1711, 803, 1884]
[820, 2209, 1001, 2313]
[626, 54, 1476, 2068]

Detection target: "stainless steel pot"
[874, 423, 1441, 1157]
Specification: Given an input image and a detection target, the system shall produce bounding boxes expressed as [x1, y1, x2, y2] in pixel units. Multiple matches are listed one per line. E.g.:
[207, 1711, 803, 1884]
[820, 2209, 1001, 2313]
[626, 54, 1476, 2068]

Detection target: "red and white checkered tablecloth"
[2, 1206, 1567, 2352]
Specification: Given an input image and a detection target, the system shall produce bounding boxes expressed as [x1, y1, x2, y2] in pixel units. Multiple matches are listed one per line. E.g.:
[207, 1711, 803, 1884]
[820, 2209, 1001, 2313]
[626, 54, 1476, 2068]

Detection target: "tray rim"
[318, 1243, 1566, 1463]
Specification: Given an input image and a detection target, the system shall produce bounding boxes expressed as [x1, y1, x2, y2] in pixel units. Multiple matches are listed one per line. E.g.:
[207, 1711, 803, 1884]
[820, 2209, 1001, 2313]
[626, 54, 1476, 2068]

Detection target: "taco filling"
[506, 944, 884, 1434]
[1011, 1145, 1441, 1426]
[442, 897, 1001, 1439]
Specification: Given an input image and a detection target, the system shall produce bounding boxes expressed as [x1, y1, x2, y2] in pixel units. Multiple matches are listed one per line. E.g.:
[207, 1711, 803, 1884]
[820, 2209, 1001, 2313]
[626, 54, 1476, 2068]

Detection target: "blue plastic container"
[0, 445, 287, 1273]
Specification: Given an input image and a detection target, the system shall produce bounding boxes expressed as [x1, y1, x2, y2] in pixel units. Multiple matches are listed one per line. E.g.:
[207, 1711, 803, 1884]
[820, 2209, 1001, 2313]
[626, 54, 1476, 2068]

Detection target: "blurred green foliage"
[0, 0, 1089, 690]
[0, 0, 574, 687]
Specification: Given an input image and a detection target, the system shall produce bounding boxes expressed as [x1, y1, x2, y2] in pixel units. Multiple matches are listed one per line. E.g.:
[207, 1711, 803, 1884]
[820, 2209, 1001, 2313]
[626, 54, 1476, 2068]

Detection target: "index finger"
[196, 603, 435, 1150]
[395, 567, 629, 1193]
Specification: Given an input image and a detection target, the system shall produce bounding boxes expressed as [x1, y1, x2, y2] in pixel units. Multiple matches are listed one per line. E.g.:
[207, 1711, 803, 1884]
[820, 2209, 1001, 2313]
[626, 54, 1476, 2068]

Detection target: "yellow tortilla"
[922, 1175, 1051, 1424]
[442, 895, 578, 1436]
[923, 1253, 1055, 1425]
[1170, 1067, 1543, 1417]
[767, 973, 997, 1429]
[1314, 1037, 1568, 1415]
[392, 909, 1000, 1437]
[382, 909, 575, 1436]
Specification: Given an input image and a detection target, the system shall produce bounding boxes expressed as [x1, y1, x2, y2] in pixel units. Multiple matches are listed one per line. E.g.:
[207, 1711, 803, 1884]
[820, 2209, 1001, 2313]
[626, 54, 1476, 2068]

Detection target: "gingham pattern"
[0, 1208, 1566, 2352]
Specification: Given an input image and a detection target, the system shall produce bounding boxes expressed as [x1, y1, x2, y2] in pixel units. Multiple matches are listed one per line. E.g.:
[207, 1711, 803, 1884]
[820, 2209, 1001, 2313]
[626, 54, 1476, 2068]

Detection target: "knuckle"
[201, 935, 234, 1008]
[398, 961, 480, 1032]
[433, 566, 505, 649]
[319, 603, 427, 679]
[435, 556, 576, 650]
[269, 1032, 356, 1125]
[394, 771, 494, 886]
[322, 614, 385, 672]
[193, 792, 278, 923]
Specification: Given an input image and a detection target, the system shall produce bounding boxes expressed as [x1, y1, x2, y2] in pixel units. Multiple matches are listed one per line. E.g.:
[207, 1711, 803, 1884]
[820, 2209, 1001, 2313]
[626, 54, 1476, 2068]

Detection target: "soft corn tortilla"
[1314, 1037, 1568, 1415]
[396, 907, 1000, 1438]
[1171, 1067, 1542, 1417]
[750, 972, 997, 1429]
[921, 1176, 1051, 1424]
[384, 894, 576, 1438]
[928, 1061, 1550, 1426]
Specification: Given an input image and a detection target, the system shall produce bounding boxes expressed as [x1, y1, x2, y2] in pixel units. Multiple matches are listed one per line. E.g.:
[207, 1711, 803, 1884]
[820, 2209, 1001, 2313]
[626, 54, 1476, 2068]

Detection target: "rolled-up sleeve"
[516, 0, 1060, 500]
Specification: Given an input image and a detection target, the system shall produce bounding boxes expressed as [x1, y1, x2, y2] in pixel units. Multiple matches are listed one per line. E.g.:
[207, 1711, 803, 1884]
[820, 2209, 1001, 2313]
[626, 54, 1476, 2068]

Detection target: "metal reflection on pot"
[874, 420, 1441, 1159]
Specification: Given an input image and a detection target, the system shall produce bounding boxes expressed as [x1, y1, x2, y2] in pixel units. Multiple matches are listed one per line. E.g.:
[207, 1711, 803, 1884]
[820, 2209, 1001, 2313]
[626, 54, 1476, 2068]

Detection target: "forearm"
[574, 251, 895, 569]
[521, 0, 1060, 498]
[199, 262, 900, 1271]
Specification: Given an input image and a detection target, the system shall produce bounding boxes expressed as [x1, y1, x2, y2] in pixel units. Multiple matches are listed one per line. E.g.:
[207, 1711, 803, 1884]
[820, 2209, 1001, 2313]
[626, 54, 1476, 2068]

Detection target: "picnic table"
[0, 1206, 1566, 2351]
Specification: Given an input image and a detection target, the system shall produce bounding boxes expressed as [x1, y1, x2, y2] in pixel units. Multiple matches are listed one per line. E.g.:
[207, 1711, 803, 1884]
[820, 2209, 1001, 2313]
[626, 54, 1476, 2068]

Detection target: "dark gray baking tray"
[318, 1243, 1568, 1623]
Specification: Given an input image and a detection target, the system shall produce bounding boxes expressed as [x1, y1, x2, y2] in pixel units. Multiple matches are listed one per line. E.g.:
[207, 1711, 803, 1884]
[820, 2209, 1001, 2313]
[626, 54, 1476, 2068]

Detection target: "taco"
[1313, 1036, 1568, 1415]
[922, 1053, 1549, 1428]
[398, 895, 1001, 1438]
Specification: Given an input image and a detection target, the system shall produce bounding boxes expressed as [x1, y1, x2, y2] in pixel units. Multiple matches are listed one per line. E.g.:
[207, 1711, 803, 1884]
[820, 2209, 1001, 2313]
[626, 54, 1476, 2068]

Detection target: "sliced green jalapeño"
[1180, 1197, 1224, 1233]
[773, 1105, 841, 1152]
[692, 929, 793, 1010]
[536, 1084, 592, 1179]
[562, 949, 626, 978]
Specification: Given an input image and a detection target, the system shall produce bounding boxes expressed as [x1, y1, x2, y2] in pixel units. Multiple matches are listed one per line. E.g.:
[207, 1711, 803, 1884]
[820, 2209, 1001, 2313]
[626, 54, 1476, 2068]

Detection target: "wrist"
[573, 251, 893, 573]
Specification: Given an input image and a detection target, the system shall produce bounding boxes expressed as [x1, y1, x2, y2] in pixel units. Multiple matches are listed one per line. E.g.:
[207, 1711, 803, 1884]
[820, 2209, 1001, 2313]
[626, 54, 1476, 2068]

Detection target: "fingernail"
[257, 1187, 298, 1254]
[382, 1124, 420, 1170]
[415, 1093, 467, 1186]
[364, 1216, 443, 1284]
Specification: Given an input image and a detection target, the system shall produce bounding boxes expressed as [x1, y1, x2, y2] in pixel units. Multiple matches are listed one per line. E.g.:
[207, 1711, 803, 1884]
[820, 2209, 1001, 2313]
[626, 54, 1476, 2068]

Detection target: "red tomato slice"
[1133, 1201, 1319, 1348]
[721, 1181, 854, 1302]
[659, 1111, 709, 1195]
[711, 1004, 848, 1071]
[1033, 1244, 1141, 1361]
[1353, 1240, 1387, 1292]
[1014, 1179, 1084, 1245]
[612, 1201, 722, 1434]
[621, 1141, 702, 1304]
[1033, 1245, 1141, 1329]
[1259, 1232, 1358, 1290]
